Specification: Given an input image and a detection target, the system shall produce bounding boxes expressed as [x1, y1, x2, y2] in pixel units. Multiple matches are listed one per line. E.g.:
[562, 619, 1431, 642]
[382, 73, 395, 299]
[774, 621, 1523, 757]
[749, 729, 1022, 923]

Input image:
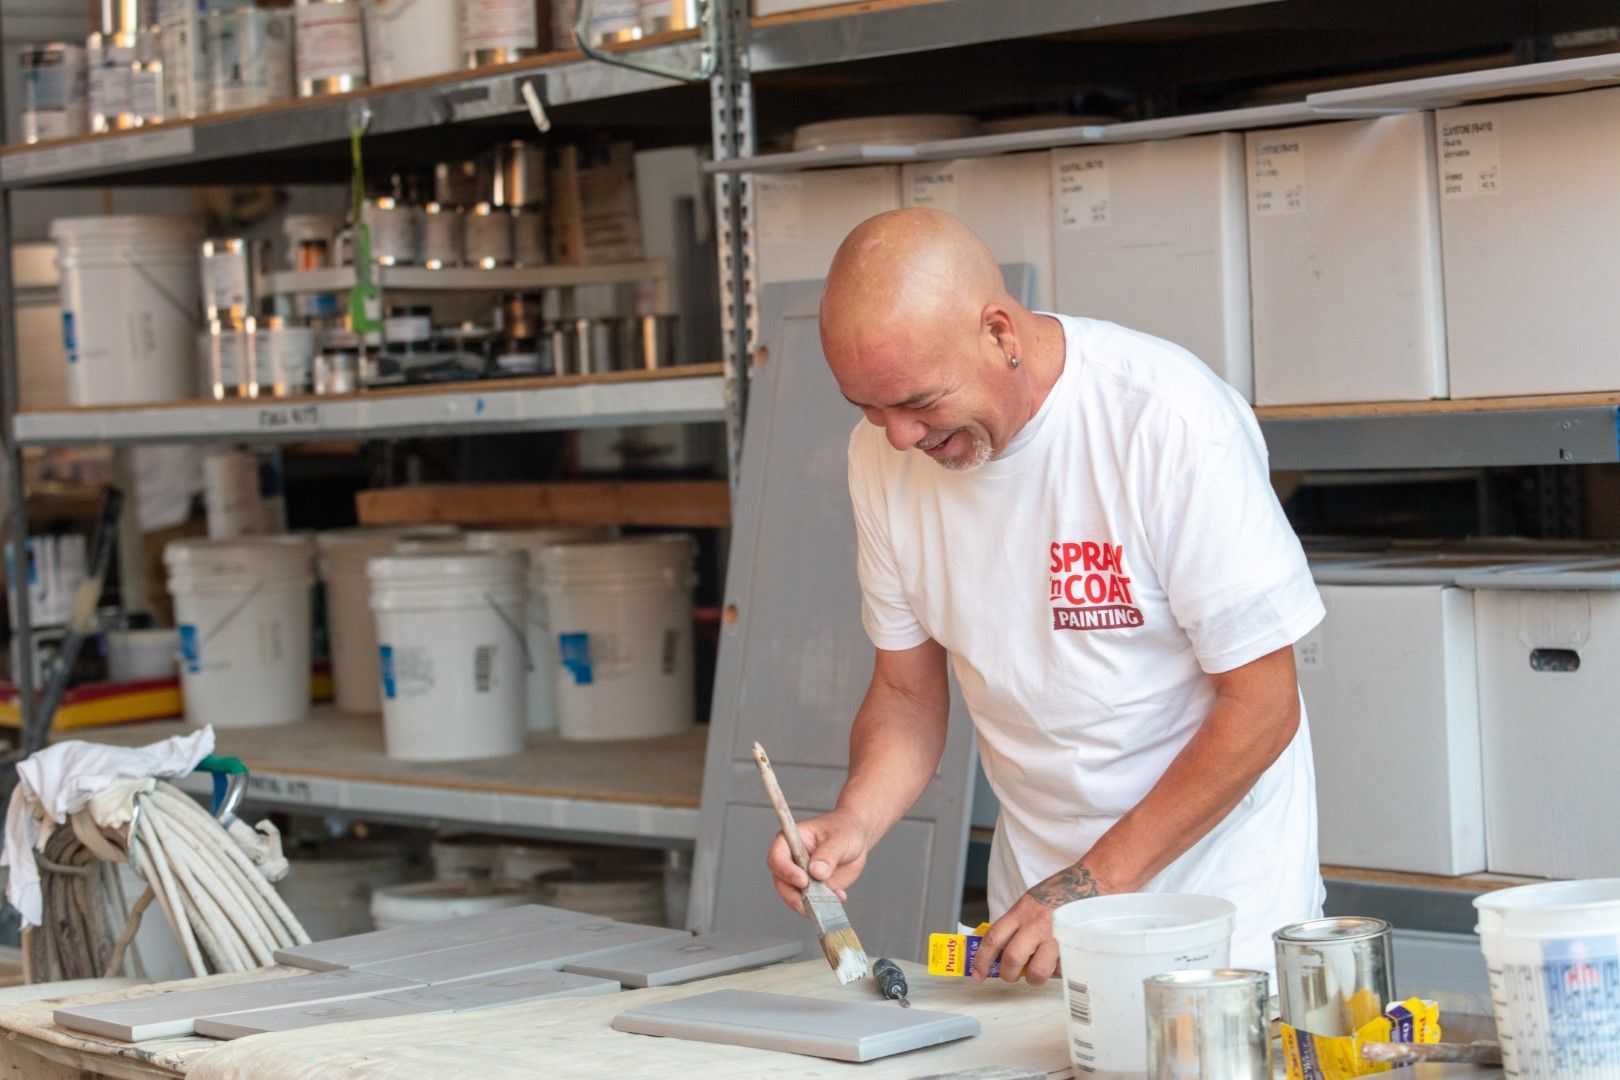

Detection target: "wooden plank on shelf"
[752, 0, 950, 27]
[1254, 390, 1620, 420]
[356, 481, 731, 529]
[1319, 864, 1540, 894]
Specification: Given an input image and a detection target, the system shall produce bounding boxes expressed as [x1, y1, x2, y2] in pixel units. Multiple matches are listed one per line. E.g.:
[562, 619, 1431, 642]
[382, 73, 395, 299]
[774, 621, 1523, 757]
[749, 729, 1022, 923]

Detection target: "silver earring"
[1009, 355, 1021, 369]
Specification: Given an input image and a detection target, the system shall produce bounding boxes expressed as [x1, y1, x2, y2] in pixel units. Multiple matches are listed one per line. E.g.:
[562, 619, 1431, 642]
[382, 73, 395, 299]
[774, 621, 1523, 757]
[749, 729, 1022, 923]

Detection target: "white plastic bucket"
[280, 843, 421, 941]
[51, 215, 203, 406]
[106, 628, 177, 683]
[1052, 893, 1237, 1079]
[368, 552, 527, 760]
[537, 535, 696, 741]
[370, 879, 539, 930]
[539, 871, 666, 926]
[430, 834, 506, 880]
[1475, 879, 1620, 1078]
[166, 536, 314, 729]
[316, 526, 458, 714]
[498, 842, 588, 883]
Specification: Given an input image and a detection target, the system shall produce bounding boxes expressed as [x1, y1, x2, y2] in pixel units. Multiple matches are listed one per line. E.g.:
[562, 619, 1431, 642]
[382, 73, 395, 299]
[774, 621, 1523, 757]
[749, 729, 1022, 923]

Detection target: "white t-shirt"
[847, 314, 1326, 972]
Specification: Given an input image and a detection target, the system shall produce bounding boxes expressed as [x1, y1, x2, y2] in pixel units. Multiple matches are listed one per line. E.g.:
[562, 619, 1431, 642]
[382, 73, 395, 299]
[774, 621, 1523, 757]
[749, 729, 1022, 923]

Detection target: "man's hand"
[764, 807, 871, 915]
[972, 863, 1106, 986]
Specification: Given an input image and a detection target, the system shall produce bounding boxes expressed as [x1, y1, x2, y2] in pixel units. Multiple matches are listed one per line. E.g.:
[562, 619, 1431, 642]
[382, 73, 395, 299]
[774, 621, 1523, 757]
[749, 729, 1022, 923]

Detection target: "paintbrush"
[752, 741, 871, 986]
[1360, 1040, 1503, 1066]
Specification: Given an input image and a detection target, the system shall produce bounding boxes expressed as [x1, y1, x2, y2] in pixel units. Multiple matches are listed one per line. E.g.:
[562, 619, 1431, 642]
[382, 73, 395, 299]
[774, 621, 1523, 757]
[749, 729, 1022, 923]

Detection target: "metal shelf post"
[711, 0, 757, 492]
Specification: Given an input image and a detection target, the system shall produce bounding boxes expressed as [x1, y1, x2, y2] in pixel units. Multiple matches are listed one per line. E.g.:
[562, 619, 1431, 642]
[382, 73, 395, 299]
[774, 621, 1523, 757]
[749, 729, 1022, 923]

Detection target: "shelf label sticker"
[1250, 137, 1305, 216]
[246, 775, 315, 803]
[257, 404, 320, 431]
[1439, 114, 1501, 198]
[756, 176, 806, 244]
[907, 165, 959, 214]
[1056, 152, 1111, 228]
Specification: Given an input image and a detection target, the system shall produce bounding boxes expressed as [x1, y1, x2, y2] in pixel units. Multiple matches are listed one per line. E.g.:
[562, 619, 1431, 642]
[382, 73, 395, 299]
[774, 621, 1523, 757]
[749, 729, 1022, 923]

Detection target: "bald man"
[765, 208, 1325, 985]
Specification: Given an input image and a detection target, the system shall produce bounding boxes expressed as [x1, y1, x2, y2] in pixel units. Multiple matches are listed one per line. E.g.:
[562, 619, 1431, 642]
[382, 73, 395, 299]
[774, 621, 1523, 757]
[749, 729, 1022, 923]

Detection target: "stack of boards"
[54, 905, 802, 1042]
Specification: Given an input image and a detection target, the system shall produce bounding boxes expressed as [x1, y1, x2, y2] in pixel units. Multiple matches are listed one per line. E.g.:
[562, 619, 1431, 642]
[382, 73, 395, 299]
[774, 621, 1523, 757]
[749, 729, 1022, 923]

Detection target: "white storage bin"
[1438, 87, 1620, 397]
[755, 166, 900, 285]
[1295, 580, 1484, 875]
[1247, 114, 1447, 405]
[1465, 558, 1620, 878]
[903, 152, 1053, 309]
[1051, 134, 1252, 400]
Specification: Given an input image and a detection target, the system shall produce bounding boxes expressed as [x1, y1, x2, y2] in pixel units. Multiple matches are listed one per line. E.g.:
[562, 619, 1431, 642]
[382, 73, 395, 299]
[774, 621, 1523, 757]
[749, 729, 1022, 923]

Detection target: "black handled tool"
[874, 957, 910, 1007]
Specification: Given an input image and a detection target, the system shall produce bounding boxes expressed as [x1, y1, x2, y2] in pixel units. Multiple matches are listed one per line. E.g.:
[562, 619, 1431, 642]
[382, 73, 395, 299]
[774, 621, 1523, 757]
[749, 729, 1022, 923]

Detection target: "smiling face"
[820, 208, 1032, 472]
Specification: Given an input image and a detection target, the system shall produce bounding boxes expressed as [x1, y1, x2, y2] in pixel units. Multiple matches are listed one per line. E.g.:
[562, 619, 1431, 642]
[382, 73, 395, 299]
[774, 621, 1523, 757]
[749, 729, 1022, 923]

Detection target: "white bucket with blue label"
[368, 551, 527, 761]
[165, 535, 314, 728]
[1476, 879, 1620, 1078]
[537, 534, 696, 742]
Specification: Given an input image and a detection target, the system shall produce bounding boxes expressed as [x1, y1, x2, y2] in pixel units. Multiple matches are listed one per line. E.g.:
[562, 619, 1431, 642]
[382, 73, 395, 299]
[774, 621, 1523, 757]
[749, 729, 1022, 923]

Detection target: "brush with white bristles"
[752, 741, 870, 986]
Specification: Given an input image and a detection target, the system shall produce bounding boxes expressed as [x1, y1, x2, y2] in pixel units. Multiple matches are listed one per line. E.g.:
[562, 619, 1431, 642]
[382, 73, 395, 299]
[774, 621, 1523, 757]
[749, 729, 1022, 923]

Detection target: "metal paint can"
[547, 320, 579, 376]
[363, 0, 460, 84]
[20, 44, 89, 143]
[131, 24, 165, 124]
[434, 159, 484, 208]
[511, 206, 548, 267]
[1274, 917, 1395, 1037]
[422, 203, 464, 268]
[255, 320, 316, 396]
[200, 237, 257, 325]
[638, 0, 700, 36]
[202, 318, 256, 399]
[362, 197, 420, 266]
[464, 203, 514, 268]
[574, 316, 628, 374]
[294, 0, 367, 97]
[586, 0, 642, 45]
[493, 140, 547, 208]
[315, 331, 362, 394]
[88, 31, 137, 132]
[208, 7, 294, 112]
[1144, 969, 1270, 1080]
[630, 313, 679, 370]
[460, 0, 540, 67]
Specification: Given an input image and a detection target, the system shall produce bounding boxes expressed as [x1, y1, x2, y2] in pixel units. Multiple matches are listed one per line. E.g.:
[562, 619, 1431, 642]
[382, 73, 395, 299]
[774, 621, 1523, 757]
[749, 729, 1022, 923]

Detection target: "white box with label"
[1466, 558, 1620, 878]
[1051, 134, 1252, 400]
[903, 152, 1054, 310]
[1295, 582, 1485, 875]
[755, 166, 902, 286]
[1247, 114, 1448, 405]
[1438, 88, 1620, 397]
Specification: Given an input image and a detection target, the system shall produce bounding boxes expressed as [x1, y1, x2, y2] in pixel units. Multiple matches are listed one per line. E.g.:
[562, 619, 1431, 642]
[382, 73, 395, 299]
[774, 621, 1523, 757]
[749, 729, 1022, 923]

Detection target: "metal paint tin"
[254, 320, 316, 396]
[1144, 969, 1270, 1080]
[630, 313, 679, 370]
[547, 320, 579, 376]
[200, 237, 256, 325]
[363, 0, 460, 84]
[638, 0, 699, 36]
[202, 318, 256, 399]
[1274, 917, 1395, 1037]
[294, 0, 367, 97]
[434, 160, 484, 208]
[493, 140, 547, 208]
[464, 203, 514, 268]
[88, 31, 137, 132]
[208, 7, 294, 112]
[20, 44, 89, 143]
[461, 0, 540, 67]
[362, 197, 420, 266]
[315, 331, 361, 394]
[586, 0, 642, 45]
[422, 203, 464, 268]
[511, 206, 548, 267]
[131, 24, 165, 124]
[574, 316, 629, 374]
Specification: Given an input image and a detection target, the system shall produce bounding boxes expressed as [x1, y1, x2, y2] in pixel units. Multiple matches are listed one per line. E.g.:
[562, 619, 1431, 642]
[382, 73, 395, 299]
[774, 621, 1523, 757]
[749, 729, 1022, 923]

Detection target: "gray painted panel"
[273, 904, 596, 972]
[562, 932, 802, 987]
[359, 922, 688, 983]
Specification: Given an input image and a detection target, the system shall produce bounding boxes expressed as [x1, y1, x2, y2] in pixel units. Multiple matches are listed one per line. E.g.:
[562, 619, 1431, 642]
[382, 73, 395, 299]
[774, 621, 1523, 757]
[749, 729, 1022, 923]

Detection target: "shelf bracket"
[573, 0, 716, 83]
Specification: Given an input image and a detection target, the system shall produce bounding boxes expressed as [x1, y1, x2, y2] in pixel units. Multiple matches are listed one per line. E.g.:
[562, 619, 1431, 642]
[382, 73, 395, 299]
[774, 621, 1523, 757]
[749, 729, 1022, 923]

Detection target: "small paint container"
[1144, 969, 1270, 1079]
[87, 30, 136, 132]
[294, 0, 367, 97]
[207, 7, 294, 113]
[1274, 916, 1395, 1037]
[461, 0, 541, 67]
[20, 43, 88, 143]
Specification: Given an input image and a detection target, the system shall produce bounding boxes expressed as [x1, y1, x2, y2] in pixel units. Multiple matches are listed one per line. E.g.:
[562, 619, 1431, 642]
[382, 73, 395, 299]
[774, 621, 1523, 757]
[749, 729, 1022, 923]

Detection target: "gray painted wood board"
[53, 970, 420, 1041]
[272, 904, 595, 972]
[562, 932, 803, 987]
[610, 989, 980, 1062]
[357, 921, 689, 983]
[195, 996, 422, 1040]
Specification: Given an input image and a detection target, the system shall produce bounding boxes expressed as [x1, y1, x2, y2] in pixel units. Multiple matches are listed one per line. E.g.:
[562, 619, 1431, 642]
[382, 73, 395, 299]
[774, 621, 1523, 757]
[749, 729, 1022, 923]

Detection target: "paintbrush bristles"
[804, 881, 869, 985]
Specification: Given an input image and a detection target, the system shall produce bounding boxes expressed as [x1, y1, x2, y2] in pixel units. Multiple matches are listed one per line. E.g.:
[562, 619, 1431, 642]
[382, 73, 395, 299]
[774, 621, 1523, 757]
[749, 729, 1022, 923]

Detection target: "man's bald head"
[819, 208, 1057, 472]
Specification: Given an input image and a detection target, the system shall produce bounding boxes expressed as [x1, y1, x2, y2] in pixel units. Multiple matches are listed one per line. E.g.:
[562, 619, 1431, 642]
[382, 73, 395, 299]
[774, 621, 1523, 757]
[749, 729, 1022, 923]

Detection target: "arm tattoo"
[1028, 864, 1101, 908]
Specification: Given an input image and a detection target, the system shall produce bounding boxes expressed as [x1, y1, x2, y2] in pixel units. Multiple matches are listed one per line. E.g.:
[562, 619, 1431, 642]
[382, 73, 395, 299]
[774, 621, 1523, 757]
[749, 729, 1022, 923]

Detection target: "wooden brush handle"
[752, 742, 812, 871]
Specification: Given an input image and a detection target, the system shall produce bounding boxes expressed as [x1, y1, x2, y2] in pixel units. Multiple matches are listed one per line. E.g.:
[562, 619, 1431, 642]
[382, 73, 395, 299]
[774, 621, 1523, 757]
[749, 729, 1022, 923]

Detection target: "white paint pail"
[370, 879, 539, 930]
[430, 834, 506, 880]
[166, 536, 315, 729]
[51, 215, 203, 406]
[280, 842, 421, 941]
[363, 0, 461, 84]
[466, 528, 611, 732]
[368, 552, 528, 760]
[315, 526, 458, 714]
[497, 842, 589, 883]
[537, 535, 696, 741]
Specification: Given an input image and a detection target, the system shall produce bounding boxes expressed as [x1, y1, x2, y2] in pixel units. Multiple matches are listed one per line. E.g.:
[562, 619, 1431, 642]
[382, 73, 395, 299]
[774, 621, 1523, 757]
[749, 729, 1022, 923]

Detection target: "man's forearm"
[1080, 652, 1301, 894]
[835, 658, 950, 843]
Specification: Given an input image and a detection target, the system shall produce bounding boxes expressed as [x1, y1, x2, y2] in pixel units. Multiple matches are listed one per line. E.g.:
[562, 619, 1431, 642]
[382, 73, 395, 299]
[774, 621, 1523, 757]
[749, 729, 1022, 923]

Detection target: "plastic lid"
[466, 527, 610, 554]
[165, 535, 314, 576]
[792, 113, 978, 151]
[1052, 893, 1236, 955]
[1476, 878, 1620, 939]
[366, 550, 525, 582]
[536, 533, 695, 575]
[1144, 968, 1268, 990]
[370, 880, 539, 923]
[50, 214, 203, 242]
[1274, 916, 1389, 944]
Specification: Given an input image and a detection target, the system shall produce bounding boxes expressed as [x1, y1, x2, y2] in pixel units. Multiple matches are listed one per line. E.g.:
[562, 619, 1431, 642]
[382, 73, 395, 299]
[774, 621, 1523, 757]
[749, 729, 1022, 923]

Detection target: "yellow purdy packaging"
[1275, 917, 1440, 1080]
[1280, 997, 1442, 1079]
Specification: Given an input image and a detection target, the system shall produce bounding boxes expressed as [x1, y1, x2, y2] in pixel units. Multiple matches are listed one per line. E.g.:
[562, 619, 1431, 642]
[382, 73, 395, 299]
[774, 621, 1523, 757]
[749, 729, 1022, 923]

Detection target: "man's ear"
[982, 302, 1019, 364]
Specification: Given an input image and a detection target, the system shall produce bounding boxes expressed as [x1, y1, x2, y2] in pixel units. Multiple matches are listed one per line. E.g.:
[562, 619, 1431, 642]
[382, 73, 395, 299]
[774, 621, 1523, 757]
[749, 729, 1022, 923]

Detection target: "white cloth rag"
[2, 728, 214, 927]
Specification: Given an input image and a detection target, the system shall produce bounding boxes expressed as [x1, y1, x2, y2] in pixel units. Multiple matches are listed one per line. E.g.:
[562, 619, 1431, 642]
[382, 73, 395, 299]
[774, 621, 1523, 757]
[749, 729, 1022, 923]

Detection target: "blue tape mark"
[61, 311, 77, 364]
[178, 625, 200, 674]
[559, 632, 594, 685]
[378, 644, 396, 700]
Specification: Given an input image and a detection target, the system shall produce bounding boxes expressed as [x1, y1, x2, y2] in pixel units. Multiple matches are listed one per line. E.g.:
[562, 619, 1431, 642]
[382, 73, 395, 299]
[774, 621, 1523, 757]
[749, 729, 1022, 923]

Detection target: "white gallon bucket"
[166, 536, 314, 729]
[106, 627, 178, 683]
[368, 552, 527, 761]
[1053, 893, 1237, 1079]
[316, 526, 458, 714]
[51, 215, 203, 406]
[537, 535, 696, 741]
[539, 871, 666, 926]
[467, 527, 612, 733]
[370, 879, 540, 931]
[430, 834, 507, 880]
[1476, 879, 1620, 1078]
[498, 842, 590, 883]
[280, 843, 422, 942]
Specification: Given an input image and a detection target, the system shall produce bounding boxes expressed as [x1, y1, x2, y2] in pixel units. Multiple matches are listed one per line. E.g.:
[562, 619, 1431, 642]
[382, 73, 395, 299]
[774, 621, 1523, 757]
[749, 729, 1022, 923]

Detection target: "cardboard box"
[1439, 87, 1620, 397]
[1051, 134, 1251, 400]
[551, 141, 644, 266]
[903, 152, 1054, 310]
[755, 166, 901, 285]
[1295, 583, 1485, 875]
[1247, 114, 1447, 405]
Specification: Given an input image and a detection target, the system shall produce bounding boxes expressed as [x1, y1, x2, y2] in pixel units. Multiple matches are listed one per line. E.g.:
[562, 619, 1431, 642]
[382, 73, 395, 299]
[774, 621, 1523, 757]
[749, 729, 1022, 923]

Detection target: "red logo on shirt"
[1048, 541, 1144, 631]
